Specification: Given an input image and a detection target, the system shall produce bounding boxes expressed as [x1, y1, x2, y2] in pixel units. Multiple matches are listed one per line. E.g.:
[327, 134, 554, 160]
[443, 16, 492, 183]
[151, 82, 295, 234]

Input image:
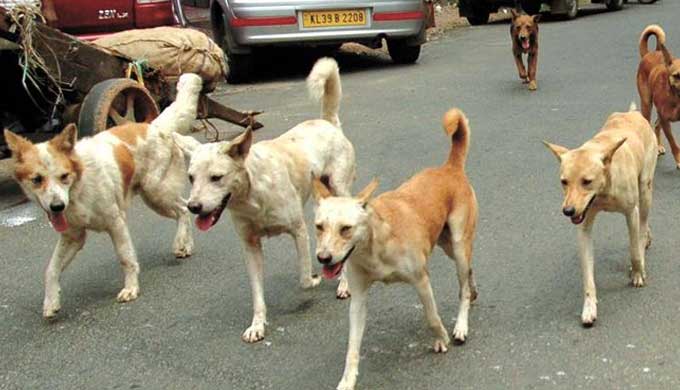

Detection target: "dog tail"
[307, 57, 342, 128]
[639, 24, 665, 58]
[150, 73, 203, 136]
[442, 108, 470, 166]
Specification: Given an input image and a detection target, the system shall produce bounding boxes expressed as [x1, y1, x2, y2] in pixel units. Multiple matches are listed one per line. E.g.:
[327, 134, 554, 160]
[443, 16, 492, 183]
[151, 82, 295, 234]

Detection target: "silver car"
[209, 0, 428, 82]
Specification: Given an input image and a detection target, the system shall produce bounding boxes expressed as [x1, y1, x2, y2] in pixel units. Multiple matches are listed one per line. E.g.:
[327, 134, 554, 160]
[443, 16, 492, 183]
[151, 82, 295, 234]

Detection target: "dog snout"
[187, 201, 203, 214]
[563, 206, 576, 217]
[49, 201, 65, 213]
[317, 253, 333, 264]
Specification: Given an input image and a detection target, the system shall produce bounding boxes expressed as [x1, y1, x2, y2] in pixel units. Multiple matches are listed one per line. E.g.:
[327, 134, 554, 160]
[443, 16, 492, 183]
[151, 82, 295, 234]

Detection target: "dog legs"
[43, 230, 86, 318]
[654, 120, 666, 155]
[577, 223, 597, 326]
[239, 230, 267, 343]
[527, 52, 538, 91]
[292, 222, 322, 290]
[108, 217, 141, 302]
[639, 178, 654, 250]
[626, 207, 646, 288]
[337, 269, 370, 390]
[659, 119, 680, 168]
[414, 274, 450, 352]
[513, 52, 528, 83]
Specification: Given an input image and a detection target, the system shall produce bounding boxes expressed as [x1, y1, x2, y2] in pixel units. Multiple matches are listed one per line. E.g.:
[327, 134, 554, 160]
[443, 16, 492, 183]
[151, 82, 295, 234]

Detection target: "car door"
[49, 0, 135, 34]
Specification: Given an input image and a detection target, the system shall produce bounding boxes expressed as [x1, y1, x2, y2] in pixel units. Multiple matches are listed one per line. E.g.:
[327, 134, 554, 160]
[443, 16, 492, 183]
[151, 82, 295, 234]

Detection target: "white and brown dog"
[544, 104, 657, 327]
[312, 108, 478, 390]
[173, 58, 356, 343]
[4, 73, 202, 318]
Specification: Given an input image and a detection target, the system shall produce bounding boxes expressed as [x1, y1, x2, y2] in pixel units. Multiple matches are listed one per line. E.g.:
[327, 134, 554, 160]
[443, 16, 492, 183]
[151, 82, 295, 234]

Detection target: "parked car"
[459, 0, 624, 25]
[0, 0, 180, 40]
[209, 0, 429, 83]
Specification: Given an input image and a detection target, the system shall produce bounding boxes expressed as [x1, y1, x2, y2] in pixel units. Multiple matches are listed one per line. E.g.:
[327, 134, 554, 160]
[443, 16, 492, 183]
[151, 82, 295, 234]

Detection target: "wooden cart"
[0, 6, 261, 158]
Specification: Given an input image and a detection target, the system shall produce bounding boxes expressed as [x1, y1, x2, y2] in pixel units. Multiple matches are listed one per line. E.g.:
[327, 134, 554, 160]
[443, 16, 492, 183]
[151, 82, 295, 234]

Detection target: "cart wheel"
[78, 78, 159, 136]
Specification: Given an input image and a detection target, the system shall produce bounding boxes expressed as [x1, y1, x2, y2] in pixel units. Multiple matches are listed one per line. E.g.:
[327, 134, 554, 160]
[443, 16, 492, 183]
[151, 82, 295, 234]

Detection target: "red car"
[1, 0, 182, 40]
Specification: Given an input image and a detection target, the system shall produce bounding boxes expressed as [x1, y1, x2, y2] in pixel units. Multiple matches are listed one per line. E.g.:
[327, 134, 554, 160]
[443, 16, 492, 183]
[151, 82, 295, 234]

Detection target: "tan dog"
[510, 9, 540, 91]
[637, 24, 680, 163]
[543, 104, 657, 327]
[313, 108, 478, 390]
[3, 74, 202, 318]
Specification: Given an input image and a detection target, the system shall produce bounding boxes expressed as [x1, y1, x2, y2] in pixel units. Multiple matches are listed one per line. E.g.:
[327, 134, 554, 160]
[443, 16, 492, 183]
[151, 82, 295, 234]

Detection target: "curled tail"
[639, 24, 665, 58]
[151, 73, 203, 136]
[307, 57, 342, 128]
[442, 108, 470, 166]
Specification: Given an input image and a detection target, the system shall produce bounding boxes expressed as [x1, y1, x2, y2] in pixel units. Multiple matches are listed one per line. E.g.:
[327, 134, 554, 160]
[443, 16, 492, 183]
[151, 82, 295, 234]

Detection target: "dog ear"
[601, 137, 627, 165]
[532, 14, 541, 23]
[660, 43, 674, 67]
[312, 177, 332, 202]
[3, 129, 33, 162]
[356, 179, 379, 207]
[172, 133, 200, 158]
[510, 8, 520, 19]
[542, 141, 569, 162]
[224, 127, 253, 160]
[49, 123, 78, 154]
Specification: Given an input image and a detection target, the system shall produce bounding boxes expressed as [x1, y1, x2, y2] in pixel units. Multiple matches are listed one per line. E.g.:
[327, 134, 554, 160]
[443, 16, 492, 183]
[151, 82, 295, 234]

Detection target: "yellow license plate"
[302, 9, 367, 28]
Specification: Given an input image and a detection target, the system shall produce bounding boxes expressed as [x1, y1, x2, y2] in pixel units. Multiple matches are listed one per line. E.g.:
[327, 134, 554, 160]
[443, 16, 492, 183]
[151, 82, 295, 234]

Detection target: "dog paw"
[630, 271, 646, 288]
[336, 279, 351, 300]
[452, 322, 468, 345]
[433, 338, 449, 353]
[43, 302, 61, 319]
[528, 80, 538, 91]
[337, 379, 356, 390]
[581, 300, 597, 327]
[301, 274, 322, 290]
[242, 323, 266, 343]
[116, 287, 140, 303]
[657, 145, 666, 155]
[173, 237, 194, 258]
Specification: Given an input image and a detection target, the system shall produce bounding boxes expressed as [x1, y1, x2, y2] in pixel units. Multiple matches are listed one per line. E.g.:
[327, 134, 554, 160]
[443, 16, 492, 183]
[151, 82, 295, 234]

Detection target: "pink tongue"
[195, 213, 216, 231]
[522, 41, 530, 50]
[322, 262, 343, 280]
[48, 213, 69, 233]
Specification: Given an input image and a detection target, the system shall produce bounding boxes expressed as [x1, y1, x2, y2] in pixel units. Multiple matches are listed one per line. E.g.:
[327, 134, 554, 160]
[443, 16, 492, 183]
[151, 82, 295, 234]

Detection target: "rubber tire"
[638, 0, 656, 3]
[78, 78, 159, 137]
[520, 0, 542, 15]
[564, 0, 578, 19]
[466, 5, 490, 25]
[225, 53, 254, 84]
[606, 0, 624, 10]
[387, 40, 421, 64]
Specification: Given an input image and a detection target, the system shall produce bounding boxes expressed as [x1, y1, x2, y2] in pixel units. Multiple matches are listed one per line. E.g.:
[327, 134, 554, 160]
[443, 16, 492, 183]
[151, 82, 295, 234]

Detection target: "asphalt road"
[2, 2, 680, 389]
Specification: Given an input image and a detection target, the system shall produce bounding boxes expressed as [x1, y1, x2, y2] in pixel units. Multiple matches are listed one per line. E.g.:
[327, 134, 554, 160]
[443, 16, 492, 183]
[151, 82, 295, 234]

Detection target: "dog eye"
[582, 179, 592, 186]
[188, 174, 194, 184]
[60, 173, 69, 183]
[315, 224, 323, 232]
[31, 175, 43, 185]
[560, 179, 567, 186]
[210, 175, 223, 183]
[340, 225, 352, 235]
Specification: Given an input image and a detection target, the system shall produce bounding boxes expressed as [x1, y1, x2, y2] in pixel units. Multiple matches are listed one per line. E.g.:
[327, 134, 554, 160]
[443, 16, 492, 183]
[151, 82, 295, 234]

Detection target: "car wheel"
[225, 53, 254, 84]
[387, 40, 421, 64]
[606, 0, 624, 10]
[564, 0, 578, 19]
[466, 4, 490, 25]
[520, 0, 542, 15]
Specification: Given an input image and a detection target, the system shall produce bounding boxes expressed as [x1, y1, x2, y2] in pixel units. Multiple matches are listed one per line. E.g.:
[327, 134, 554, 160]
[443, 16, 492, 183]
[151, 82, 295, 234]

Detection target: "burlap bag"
[94, 27, 227, 92]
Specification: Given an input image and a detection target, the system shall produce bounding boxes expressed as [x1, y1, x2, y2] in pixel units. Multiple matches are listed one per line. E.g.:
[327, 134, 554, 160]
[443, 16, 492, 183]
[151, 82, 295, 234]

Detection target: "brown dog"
[510, 9, 540, 91]
[637, 24, 680, 166]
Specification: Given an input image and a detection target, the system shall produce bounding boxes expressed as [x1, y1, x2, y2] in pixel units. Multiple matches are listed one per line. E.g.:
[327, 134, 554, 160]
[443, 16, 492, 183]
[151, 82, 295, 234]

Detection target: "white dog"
[4, 74, 203, 318]
[173, 58, 356, 343]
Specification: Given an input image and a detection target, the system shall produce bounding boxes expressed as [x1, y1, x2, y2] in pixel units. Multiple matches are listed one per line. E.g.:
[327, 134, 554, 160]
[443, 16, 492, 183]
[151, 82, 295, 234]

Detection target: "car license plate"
[302, 9, 367, 28]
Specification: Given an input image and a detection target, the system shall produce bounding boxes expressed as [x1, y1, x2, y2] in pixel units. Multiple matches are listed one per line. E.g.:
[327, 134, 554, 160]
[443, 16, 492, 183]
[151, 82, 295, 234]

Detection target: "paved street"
[3, 2, 680, 389]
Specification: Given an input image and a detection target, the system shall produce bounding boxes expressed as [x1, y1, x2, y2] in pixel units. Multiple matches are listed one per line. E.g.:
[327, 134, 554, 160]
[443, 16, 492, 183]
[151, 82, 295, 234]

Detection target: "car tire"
[564, 0, 578, 19]
[520, 0, 541, 15]
[387, 40, 421, 64]
[466, 4, 490, 25]
[225, 53, 253, 84]
[606, 0, 624, 10]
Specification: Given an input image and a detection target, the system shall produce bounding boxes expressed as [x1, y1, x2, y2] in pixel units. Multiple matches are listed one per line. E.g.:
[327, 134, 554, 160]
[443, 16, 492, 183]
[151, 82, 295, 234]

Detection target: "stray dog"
[172, 58, 356, 343]
[543, 103, 656, 327]
[313, 108, 478, 390]
[3, 73, 202, 318]
[637, 24, 680, 165]
[510, 9, 540, 91]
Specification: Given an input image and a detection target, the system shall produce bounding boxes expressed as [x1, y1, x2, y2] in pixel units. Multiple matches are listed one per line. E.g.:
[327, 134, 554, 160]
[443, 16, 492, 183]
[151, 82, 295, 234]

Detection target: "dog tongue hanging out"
[510, 8, 540, 91]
